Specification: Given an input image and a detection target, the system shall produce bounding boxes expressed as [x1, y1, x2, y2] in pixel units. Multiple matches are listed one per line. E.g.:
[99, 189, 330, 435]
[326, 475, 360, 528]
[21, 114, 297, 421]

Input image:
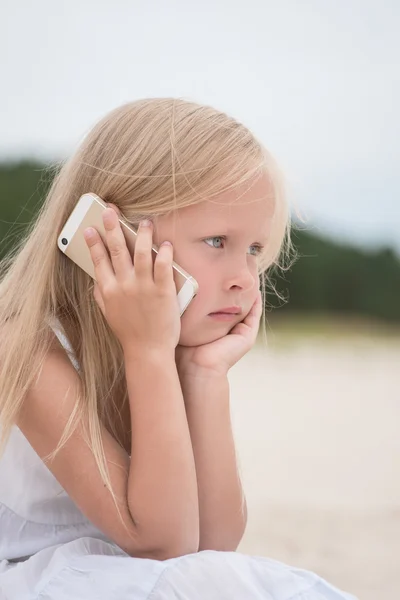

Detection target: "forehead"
[175, 172, 276, 234]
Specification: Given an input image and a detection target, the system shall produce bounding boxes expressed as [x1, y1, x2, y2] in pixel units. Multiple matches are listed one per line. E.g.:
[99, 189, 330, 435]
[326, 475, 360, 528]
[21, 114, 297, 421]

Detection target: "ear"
[106, 203, 122, 217]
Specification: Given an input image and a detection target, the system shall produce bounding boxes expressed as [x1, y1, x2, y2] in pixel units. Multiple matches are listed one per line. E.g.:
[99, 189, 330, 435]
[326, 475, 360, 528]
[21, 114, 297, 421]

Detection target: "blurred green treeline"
[1, 160, 399, 324]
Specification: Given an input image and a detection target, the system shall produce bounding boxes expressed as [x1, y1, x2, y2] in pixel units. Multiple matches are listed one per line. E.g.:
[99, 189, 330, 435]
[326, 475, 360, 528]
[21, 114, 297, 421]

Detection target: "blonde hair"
[0, 97, 293, 495]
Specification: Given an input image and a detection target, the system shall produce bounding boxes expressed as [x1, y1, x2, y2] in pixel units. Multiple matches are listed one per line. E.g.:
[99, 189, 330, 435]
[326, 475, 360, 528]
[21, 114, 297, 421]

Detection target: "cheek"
[195, 272, 215, 298]
[180, 274, 214, 322]
[178, 253, 216, 300]
[178, 272, 220, 346]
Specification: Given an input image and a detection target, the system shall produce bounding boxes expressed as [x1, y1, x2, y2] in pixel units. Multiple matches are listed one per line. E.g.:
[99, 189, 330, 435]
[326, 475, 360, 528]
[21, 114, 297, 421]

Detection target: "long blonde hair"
[0, 97, 293, 492]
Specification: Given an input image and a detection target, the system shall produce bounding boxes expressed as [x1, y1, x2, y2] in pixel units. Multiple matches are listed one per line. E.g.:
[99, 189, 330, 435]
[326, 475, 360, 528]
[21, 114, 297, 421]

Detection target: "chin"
[178, 326, 229, 347]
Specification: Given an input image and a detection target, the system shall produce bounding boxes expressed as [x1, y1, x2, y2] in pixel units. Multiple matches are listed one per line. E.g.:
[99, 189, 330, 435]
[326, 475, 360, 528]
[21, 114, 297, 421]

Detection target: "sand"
[228, 337, 400, 600]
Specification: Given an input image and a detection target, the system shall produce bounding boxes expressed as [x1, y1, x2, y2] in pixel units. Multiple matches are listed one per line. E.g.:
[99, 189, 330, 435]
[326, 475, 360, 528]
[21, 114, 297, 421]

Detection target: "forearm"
[124, 347, 199, 555]
[180, 371, 247, 551]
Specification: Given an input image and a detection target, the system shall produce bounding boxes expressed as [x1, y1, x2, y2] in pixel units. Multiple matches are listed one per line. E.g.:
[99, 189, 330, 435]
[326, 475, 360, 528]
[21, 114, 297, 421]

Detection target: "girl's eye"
[248, 245, 264, 257]
[204, 236, 225, 249]
[204, 237, 264, 257]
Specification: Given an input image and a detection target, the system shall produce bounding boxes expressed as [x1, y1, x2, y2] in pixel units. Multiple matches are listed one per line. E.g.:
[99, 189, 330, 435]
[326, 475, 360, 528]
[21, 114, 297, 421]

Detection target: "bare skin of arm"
[179, 369, 247, 551]
[17, 337, 199, 560]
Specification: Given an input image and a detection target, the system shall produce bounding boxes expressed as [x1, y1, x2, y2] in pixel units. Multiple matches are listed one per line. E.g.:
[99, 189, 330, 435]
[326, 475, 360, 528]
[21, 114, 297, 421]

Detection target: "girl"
[0, 99, 356, 599]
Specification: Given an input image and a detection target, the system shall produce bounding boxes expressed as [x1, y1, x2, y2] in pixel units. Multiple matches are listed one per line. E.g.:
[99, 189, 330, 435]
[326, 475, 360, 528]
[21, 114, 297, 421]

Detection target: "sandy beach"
[228, 334, 400, 600]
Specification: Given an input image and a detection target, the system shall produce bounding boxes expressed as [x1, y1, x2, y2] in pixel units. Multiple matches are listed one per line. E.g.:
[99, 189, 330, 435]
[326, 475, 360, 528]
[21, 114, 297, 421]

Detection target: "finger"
[243, 291, 263, 326]
[102, 207, 134, 280]
[107, 203, 122, 217]
[84, 227, 115, 284]
[254, 290, 263, 313]
[230, 294, 262, 341]
[153, 241, 174, 288]
[133, 220, 154, 281]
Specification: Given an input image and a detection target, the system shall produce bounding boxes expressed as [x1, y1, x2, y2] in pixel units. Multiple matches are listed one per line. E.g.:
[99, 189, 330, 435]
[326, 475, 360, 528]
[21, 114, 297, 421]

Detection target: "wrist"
[123, 344, 176, 365]
[178, 365, 229, 392]
[180, 369, 230, 408]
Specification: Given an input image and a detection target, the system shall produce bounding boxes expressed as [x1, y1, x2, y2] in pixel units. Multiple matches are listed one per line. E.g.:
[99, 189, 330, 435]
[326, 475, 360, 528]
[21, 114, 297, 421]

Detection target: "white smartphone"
[57, 193, 198, 316]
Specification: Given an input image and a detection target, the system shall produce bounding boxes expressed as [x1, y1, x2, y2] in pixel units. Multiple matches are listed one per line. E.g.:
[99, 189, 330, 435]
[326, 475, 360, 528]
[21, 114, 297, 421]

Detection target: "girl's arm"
[179, 368, 247, 551]
[175, 293, 263, 551]
[124, 344, 200, 553]
[17, 339, 199, 560]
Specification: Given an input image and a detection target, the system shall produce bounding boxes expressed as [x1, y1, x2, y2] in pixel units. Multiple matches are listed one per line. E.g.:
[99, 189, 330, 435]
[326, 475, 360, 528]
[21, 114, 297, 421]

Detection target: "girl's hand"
[84, 205, 181, 354]
[176, 291, 263, 377]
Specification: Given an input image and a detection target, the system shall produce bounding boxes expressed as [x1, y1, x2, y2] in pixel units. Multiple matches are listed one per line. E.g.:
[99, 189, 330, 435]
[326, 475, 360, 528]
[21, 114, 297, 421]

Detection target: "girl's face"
[153, 172, 275, 347]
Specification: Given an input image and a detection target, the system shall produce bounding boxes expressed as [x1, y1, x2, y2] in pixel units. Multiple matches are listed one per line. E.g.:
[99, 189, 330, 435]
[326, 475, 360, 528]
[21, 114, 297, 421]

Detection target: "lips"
[209, 306, 242, 315]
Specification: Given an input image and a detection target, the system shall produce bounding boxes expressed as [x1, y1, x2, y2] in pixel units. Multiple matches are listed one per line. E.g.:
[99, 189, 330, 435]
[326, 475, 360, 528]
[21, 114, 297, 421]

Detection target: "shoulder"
[0, 317, 81, 413]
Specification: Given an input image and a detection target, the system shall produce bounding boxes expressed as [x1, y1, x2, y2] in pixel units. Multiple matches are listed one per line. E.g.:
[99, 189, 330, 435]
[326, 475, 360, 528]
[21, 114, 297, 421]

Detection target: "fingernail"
[103, 208, 114, 221]
[161, 241, 172, 246]
[84, 227, 96, 240]
[140, 219, 152, 227]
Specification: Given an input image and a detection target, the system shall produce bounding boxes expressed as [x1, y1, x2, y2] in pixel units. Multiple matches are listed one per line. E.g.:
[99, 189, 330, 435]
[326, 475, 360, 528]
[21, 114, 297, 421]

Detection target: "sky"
[1, 1, 399, 253]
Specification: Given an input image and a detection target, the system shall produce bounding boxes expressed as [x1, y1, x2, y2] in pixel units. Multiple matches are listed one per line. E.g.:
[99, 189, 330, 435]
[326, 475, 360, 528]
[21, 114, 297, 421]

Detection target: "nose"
[223, 259, 256, 292]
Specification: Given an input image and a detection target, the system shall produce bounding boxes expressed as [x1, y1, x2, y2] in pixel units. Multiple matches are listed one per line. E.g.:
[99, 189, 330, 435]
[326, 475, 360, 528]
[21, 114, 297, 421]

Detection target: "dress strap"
[47, 317, 80, 372]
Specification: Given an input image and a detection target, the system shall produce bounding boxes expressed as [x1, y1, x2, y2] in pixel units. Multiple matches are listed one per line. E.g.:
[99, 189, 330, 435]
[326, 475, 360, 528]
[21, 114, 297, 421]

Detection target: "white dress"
[0, 322, 357, 600]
